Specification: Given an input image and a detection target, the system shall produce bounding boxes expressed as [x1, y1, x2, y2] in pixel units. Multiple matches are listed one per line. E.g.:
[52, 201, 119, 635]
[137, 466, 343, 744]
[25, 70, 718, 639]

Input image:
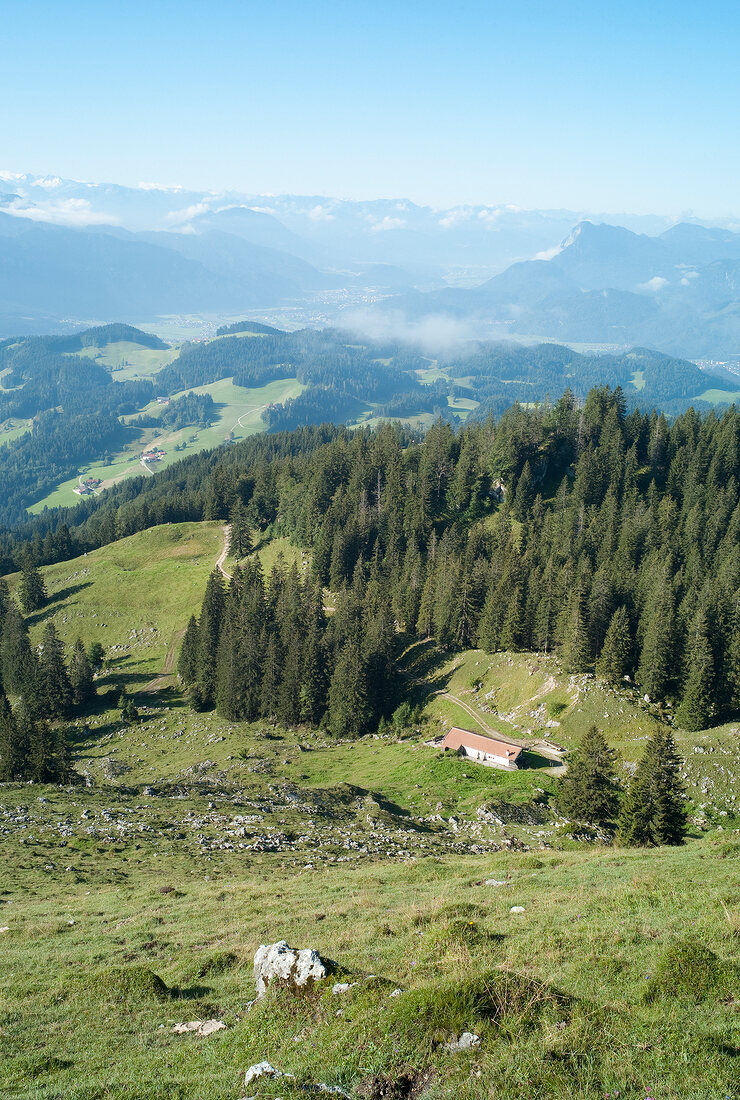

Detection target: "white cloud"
[308, 204, 335, 222]
[533, 245, 563, 261]
[137, 181, 184, 192]
[370, 216, 405, 233]
[249, 204, 278, 216]
[4, 197, 119, 226]
[439, 207, 472, 228]
[477, 208, 502, 225]
[0, 169, 24, 182]
[164, 201, 212, 224]
[639, 275, 669, 292]
[343, 308, 473, 353]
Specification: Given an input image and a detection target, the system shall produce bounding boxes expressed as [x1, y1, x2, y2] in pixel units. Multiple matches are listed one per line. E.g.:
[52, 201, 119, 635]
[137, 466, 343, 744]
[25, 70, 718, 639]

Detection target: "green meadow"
[28, 377, 304, 514]
[0, 524, 739, 1099]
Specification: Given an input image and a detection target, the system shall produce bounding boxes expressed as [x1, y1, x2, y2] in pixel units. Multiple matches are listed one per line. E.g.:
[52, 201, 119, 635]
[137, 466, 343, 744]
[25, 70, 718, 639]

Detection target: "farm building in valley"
[441, 727, 522, 770]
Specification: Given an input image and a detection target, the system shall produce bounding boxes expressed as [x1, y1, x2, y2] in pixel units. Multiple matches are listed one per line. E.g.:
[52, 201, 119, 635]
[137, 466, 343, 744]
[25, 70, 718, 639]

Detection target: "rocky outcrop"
[254, 940, 328, 997]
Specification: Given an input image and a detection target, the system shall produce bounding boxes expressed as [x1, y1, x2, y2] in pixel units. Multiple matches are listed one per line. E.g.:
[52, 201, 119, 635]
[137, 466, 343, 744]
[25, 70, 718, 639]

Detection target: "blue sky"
[2, 0, 738, 215]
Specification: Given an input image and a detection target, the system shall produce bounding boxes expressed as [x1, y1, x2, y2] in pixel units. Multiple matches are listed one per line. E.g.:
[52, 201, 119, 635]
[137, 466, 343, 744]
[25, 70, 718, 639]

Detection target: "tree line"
[0, 571, 99, 783]
[4, 385, 740, 732]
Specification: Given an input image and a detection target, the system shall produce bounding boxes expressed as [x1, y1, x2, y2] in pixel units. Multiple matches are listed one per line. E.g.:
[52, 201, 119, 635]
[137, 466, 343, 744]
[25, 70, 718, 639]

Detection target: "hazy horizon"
[3, 1, 739, 218]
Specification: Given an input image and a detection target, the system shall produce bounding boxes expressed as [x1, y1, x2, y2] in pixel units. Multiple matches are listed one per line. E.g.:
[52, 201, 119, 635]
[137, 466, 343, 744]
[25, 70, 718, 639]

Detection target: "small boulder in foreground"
[253, 940, 328, 997]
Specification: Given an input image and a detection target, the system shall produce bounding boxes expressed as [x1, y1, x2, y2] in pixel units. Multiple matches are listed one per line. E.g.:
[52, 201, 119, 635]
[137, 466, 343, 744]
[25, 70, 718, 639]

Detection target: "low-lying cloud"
[639, 275, 669, 292]
[341, 307, 475, 353]
[4, 197, 119, 226]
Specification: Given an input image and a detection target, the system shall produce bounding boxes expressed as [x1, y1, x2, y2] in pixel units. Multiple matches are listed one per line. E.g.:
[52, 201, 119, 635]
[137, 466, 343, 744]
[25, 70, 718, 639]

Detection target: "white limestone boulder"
[254, 940, 328, 997]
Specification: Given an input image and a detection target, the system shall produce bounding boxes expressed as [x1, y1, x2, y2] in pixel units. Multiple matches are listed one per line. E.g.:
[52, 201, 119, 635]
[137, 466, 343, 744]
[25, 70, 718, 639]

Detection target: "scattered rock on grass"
[172, 1019, 226, 1037]
[244, 1061, 290, 1086]
[445, 1031, 481, 1052]
[254, 940, 328, 997]
[242, 1061, 349, 1097]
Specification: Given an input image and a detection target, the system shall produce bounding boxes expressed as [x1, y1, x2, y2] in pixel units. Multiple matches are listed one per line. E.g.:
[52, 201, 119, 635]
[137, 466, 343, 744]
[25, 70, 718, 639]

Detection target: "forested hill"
[0, 316, 738, 528]
[3, 386, 740, 732]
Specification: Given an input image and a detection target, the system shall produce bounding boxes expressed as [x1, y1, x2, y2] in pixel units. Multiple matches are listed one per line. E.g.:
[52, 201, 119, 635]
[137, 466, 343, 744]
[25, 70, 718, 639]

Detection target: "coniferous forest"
[4, 383, 740, 735]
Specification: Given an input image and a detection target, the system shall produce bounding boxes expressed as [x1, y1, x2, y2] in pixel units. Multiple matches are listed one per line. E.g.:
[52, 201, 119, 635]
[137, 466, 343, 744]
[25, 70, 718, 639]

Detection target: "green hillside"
[29, 376, 304, 513]
[6, 521, 224, 684]
[1, 524, 739, 1098]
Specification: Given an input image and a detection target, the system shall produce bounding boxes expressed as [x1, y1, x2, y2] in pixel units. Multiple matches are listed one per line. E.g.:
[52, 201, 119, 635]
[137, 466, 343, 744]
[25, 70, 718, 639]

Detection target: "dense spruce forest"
[4, 384, 740, 732]
[2, 318, 738, 526]
[179, 553, 397, 737]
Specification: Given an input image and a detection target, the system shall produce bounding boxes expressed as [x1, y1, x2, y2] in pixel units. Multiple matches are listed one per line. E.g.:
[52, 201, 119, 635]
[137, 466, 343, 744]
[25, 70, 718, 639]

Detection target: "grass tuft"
[644, 938, 738, 1003]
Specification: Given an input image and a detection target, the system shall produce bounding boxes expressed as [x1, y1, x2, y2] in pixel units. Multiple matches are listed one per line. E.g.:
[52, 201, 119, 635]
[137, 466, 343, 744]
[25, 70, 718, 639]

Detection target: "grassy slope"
[5, 522, 224, 684]
[697, 387, 740, 404]
[28, 376, 303, 514]
[71, 340, 181, 381]
[1, 526, 739, 1098]
[1, 822, 738, 1099]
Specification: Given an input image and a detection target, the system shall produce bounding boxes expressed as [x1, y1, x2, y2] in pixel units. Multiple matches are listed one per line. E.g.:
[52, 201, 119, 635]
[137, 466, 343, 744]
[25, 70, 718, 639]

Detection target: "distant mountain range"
[3, 171, 740, 359]
[387, 221, 740, 359]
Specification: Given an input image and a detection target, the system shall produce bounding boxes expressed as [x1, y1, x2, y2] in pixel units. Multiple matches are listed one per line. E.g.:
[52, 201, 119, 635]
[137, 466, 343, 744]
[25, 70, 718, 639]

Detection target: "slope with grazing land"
[5, 522, 224, 684]
[2, 390, 740, 1096]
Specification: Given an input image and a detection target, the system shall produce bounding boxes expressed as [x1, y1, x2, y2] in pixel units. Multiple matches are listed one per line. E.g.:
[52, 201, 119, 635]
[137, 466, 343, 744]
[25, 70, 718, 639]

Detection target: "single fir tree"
[38, 622, 73, 718]
[556, 724, 622, 828]
[229, 500, 253, 558]
[18, 560, 47, 613]
[87, 641, 106, 672]
[618, 729, 687, 846]
[596, 606, 633, 683]
[69, 638, 95, 706]
[178, 616, 200, 685]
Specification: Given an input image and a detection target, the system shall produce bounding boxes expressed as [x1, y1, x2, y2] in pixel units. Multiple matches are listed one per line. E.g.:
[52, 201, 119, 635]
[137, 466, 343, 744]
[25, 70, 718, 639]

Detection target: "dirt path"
[440, 691, 502, 739]
[216, 524, 232, 579]
[439, 689, 566, 765]
[142, 525, 232, 693]
[143, 629, 185, 694]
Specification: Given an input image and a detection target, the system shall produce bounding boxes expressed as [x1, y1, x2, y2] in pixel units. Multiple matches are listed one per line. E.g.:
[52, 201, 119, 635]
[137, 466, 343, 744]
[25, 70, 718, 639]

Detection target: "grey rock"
[446, 1031, 481, 1052]
[244, 1061, 291, 1086]
[254, 940, 328, 997]
[172, 1019, 226, 1037]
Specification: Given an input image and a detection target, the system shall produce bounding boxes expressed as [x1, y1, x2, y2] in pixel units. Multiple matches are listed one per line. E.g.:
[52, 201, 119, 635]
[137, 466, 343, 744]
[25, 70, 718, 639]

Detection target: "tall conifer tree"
[18, 560, 47, 613]
[69, 638, 95, 706]
[38, 622, 72, 718]
[596, 606, 633, 683]
[675, 609, 716, 730]
[618, 729, 686, 846]
[556, 725, 621, 827]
